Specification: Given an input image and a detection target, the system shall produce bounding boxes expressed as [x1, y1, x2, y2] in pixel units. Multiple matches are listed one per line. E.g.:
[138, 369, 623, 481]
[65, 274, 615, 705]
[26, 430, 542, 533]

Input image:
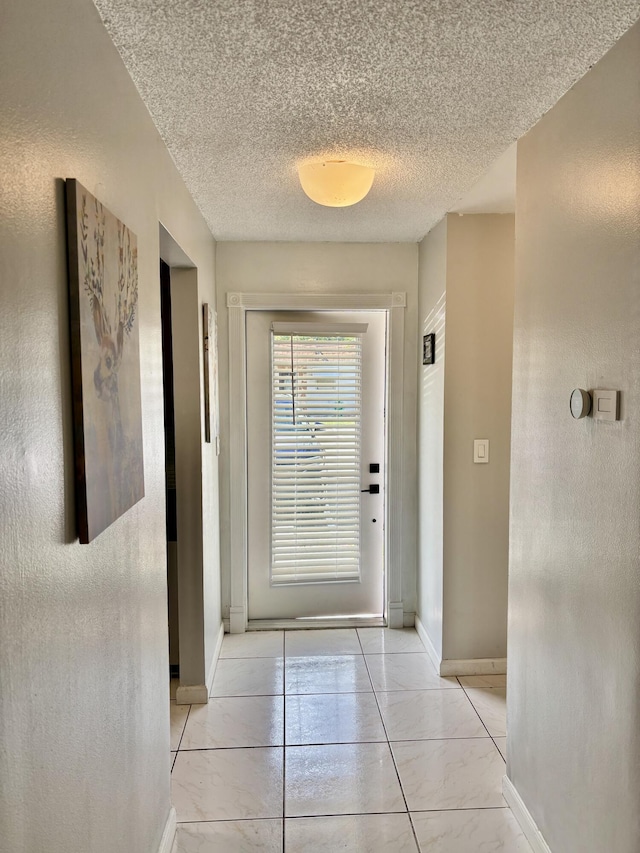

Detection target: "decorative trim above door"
[226, 291, 407, 632]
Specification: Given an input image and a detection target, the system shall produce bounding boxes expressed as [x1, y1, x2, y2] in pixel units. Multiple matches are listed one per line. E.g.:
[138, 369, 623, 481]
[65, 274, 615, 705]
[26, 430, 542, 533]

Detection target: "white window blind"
[271, 329, 364, 584]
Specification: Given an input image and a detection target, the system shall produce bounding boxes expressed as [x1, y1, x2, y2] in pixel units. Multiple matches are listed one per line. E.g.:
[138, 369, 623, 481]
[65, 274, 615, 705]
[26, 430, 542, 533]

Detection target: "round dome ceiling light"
[298, 160, 375, 207]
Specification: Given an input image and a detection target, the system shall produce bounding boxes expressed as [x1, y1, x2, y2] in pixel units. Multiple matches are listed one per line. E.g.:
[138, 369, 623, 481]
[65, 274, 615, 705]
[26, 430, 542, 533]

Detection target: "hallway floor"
[169, 628, 528, 852]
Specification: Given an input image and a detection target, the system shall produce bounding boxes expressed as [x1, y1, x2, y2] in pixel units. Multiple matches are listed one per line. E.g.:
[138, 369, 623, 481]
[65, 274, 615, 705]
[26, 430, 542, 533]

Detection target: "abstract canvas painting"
[66, 180, 145, 543]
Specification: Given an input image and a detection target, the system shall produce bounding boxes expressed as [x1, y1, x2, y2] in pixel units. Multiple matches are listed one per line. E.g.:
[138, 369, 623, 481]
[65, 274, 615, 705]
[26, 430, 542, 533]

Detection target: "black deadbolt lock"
[361, 484, 380, 494]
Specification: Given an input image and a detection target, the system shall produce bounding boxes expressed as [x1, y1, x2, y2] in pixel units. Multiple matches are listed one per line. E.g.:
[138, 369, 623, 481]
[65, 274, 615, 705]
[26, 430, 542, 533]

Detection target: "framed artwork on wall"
[65, 179, 145, 543]
[423, 332, 436, 365]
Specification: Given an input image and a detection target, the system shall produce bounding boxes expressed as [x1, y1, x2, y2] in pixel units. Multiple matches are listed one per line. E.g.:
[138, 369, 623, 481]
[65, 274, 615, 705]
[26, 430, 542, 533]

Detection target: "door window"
[271, 328, 365, 584]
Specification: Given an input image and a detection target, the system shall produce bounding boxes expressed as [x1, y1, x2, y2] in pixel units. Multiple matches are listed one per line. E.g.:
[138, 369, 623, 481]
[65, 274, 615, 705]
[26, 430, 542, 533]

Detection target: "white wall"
[215, 242, 419, 624]
[417, 214, 514, 664]
[0, 1, 220, 851]
[417, 218, 447, 658]
[508, 20, 640, 853]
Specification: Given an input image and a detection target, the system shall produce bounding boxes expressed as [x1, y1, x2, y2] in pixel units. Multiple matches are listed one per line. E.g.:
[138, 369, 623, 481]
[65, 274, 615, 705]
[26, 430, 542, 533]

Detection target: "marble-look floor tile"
[285, 813, 418, 852]
[285, 692, 386, 745]
[180, 696, 284, 749]
[357, 628, 426, 655]
[458, 674, 507, 688]
[411, 808, 531, 852]
[285, 742, 405, 817]
[495, 737, 507, 761]
[464, 687, 507, 737]
[171, 747, 283, 821]
[392, 739, 506, 811]
[220, 630, 284, 659]
[174, 819, 283, 852]
[366, 654, 459, 692]
[210, 658, 284, 697]
[285, 628, 361, 657]
[377, 689, 488, 740]
[171, 700, 190, 750]
[285, 655, 372, 694]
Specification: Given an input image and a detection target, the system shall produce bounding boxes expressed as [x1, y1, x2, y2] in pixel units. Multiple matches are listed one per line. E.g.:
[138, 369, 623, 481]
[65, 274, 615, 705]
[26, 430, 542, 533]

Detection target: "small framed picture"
[423, 332, 436, 365]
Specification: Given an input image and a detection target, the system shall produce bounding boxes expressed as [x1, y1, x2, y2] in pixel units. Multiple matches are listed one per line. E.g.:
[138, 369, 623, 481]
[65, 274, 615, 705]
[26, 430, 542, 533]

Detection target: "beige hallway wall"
[508, 19, 640, 853]
[0, 0, 219, 850]
[417, 214, 514, 664]
[443, 214, 514, 660]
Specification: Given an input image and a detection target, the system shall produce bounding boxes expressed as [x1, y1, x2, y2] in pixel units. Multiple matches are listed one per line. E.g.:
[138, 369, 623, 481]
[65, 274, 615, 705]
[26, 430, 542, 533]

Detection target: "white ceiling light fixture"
[298, 160, 375, 207]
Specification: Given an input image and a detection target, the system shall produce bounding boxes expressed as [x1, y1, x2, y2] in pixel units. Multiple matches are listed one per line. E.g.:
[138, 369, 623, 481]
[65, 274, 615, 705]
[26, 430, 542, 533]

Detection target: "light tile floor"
[169, 627, 529, 852]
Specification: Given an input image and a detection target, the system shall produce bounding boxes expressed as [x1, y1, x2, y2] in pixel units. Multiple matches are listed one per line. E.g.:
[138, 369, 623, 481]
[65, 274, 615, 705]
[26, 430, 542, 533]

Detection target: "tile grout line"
[170, 700, 192, 783]
[175, 734, 495, 754]
[174, 632, 511, 846]
[175, 804, 514, 827]
[176, 703, 192, 752]
[282, 631, 286, 853]
[456, 678, 506, 765]
[357, 629, 422, 853]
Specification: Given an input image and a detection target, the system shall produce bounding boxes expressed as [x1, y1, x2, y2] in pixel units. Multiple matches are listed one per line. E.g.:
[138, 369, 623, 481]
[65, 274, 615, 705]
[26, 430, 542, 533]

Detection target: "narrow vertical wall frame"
[203, 304, 221, 452]
[203, 304, 212, 443]
[226, 291, 407, 632]
[423, 332, 436, 365]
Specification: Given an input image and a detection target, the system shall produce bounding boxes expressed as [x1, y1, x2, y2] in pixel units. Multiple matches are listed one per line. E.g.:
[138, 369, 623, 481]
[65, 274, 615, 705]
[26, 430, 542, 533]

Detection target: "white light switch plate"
[474, 439, 489, 463]
[592, 389, 619, 421]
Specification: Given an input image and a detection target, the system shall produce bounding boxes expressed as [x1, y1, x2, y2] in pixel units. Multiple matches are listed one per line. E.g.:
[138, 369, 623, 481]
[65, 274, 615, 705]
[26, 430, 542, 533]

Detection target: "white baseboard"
[175, 683, 208, 705]
[403, 611, 416, 628]
[440, 657, 507, 676]
[158, 806, 176, 853]
[387, 601, 404, 629]
[503, 776, 552, 853]
[229, 605, 246, 634]
[206, 621, 225, 696]
[175, 622, 224, 705]
[414, 616, 506, 677]
[415, 615, 442, 672]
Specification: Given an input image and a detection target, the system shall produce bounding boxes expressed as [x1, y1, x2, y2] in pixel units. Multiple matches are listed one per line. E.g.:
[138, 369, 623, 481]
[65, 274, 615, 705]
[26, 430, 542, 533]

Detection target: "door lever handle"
[361, 484, 380, 494]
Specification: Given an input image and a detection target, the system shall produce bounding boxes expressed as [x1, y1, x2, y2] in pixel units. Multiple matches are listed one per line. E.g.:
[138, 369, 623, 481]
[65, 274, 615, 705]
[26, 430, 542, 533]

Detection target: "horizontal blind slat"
[271, 332, 362, 584]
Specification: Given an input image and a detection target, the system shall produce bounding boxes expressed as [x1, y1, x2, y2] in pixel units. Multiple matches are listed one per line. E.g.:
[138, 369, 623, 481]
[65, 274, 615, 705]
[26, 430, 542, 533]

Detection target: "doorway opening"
[159, 225, 208, 705]
[160, 260, 179, 684]
[226, 291, 408, 633]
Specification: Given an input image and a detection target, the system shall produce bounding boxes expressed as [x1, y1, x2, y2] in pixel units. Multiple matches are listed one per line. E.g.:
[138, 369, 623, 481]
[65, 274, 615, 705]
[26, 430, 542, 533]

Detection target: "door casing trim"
[227, 291, 407, 632]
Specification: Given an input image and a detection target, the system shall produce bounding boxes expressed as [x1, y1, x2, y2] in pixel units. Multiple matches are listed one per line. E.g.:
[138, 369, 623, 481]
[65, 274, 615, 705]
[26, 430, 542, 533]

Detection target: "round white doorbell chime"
[570, 388, 592, 419]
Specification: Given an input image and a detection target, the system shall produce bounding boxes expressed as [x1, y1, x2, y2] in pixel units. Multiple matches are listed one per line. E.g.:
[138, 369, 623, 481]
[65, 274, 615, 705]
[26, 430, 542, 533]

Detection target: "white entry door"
[246, 310, 387, 621]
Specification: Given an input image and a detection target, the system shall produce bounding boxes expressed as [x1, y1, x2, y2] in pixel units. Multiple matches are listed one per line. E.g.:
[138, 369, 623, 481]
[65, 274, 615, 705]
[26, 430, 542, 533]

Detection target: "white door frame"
[227, 290, 407, 633]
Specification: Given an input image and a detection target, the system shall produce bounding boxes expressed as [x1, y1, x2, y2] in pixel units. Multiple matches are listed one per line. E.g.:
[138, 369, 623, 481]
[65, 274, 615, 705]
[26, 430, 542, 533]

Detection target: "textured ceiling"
[94, 0, 640, 242]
